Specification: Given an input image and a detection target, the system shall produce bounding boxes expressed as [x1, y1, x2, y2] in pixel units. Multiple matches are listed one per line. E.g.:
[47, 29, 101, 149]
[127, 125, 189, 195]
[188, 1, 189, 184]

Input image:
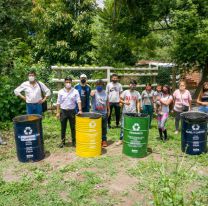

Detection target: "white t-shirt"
[161, 94, 173, 113]
[120, 90, 141, 113]
[141, 90, 155, 105]
[106, 82, 123, 103]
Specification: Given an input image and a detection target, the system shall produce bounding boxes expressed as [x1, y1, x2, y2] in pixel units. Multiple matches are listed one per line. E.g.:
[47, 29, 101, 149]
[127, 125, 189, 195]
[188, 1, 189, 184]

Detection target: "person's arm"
[196, 90, 207, 106]
[39, 82, 51, 104]
[14, 83, 26, 101]
[90, 90, 96, 97]
[188, 91, 192, 110]
[137, 100, 141, 113]
[56, 92, 61, 119]
[76, 91, 82, 114]
[77, 102, 82, 114]
[120, 92, 130, 105]
[119, 84, 123, 95]
[56, 104, 61, 119]
[107, 99, 110, 117]
[160, 96, 173, 106]
[106, 84, 109, 95]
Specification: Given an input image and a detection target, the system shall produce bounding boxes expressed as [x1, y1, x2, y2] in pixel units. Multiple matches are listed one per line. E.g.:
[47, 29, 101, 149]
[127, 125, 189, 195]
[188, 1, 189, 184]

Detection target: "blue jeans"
[26, 103, 42, 115]
[198, 106, 208, 113]
[142, 105, 153, 128]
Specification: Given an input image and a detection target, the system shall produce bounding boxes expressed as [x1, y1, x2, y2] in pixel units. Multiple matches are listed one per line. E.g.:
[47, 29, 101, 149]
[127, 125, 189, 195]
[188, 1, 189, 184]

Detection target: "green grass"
[0, 115, 208, 206]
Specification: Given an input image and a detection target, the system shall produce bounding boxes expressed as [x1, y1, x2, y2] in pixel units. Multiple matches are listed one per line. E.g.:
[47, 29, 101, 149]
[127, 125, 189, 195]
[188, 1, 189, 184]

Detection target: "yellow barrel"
[76, 112, 102, 157]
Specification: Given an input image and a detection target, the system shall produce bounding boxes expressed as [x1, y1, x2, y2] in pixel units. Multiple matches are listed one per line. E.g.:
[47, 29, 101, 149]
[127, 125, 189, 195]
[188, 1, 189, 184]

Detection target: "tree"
[170, 0, 208, 97]
[30, 0, 97, 65]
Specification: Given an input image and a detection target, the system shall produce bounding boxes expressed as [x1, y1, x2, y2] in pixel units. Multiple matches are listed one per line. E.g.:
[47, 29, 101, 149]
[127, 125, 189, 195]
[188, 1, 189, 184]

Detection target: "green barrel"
[123, 113, 150, 158]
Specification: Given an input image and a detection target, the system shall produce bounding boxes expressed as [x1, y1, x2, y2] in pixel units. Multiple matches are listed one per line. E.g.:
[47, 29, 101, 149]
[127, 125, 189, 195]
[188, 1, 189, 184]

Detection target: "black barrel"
[13, 115, 45, 162]
[180, 112, 208, 155]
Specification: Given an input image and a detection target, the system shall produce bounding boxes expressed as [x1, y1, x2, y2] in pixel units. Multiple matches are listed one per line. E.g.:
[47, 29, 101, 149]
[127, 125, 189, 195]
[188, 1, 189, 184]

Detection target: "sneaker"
[116, 140, 123, 146]
[174, 130, 179, 135]
[0, 141, 7, 145]
[102, 141, 108, 147]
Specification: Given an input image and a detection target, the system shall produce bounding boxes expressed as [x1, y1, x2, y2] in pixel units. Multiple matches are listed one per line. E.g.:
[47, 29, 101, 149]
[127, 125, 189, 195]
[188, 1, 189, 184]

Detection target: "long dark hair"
[162, 85, 171, 95]
[202, 82, 208, 92]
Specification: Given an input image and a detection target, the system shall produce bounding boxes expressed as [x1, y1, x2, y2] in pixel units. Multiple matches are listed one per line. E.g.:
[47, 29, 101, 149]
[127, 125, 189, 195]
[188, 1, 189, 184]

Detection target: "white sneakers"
[116, 140, 123, 146]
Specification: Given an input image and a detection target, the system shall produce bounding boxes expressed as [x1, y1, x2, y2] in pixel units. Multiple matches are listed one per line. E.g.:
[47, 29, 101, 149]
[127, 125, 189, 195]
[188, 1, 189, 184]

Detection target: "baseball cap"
[80, 74, 87, 78]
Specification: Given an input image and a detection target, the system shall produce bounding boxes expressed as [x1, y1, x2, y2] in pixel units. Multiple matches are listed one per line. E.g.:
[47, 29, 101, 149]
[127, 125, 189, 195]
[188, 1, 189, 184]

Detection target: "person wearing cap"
[75, 74, 91, 113]
[117, 80, 141, 146]
[14, 70, 51, 115]
[56, 77, 82, 148]
[91, 79, 110, 147]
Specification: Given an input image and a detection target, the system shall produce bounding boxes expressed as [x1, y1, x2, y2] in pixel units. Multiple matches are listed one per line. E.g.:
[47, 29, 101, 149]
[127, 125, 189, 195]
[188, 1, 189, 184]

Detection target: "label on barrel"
[186, 124, 205, 134]
[20, 135, 37, 141]
[132, 123, 140, 131]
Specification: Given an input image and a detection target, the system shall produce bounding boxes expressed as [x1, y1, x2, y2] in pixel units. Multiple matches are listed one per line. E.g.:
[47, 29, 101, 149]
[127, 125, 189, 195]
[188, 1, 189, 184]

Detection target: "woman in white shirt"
[157, 85, 173, 141]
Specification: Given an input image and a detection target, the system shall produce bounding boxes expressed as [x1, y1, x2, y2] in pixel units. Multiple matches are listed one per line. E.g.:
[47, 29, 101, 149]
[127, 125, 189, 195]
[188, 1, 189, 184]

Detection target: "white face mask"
[28, 76, 35, 82]
[65, 83, 71, 89]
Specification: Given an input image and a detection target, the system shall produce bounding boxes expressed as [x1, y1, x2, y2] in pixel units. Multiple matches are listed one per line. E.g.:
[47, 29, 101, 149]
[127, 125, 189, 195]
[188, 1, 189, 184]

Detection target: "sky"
[96, 0, 104, 8]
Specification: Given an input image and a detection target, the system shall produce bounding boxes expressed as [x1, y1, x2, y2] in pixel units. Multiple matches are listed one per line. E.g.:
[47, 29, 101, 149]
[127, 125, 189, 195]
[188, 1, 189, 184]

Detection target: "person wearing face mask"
[197, 82, 208, 113]
[157, 85, 173, 141]
[117, 80, 141, 146]
[75, 74, 91, 113]
[173, 80, 192, 134]
[56, 77, 82, 148]
[91, 79, 110, 147]
[141, 83, 155, 128]
[14, 70, 51, 115]
[106, 74, 123, 128]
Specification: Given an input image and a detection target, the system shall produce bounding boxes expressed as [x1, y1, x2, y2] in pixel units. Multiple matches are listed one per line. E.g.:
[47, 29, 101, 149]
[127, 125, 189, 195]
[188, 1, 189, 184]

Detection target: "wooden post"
[172, 66, 176, 91]
[107, 67, 111, 84]
[57, 70, 62, 90]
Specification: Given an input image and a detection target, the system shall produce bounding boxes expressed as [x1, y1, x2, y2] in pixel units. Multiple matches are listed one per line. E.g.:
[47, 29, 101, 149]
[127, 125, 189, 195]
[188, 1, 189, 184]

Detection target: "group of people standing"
[0, 70, 205, 148]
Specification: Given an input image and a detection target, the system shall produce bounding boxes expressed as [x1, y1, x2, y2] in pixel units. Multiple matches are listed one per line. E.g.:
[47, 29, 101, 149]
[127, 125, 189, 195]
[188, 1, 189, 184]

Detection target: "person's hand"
[78, 111, 83, 114]
[56, 112, 60, 119]
[20, 95, 26, 101]
[23, 96, 26, 101]
[91, 90, 95, 96]
[38, 99, 44, 104]
[125, 101, 130, 106]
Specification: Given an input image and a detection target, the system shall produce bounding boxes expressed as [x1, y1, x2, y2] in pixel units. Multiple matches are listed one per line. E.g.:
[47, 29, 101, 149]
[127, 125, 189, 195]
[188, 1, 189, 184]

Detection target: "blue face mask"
[96, 86, 103, 92]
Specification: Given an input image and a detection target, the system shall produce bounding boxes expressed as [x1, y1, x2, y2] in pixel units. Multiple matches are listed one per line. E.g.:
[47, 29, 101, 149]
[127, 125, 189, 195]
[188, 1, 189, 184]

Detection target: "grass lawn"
[0, 114, 208, 206]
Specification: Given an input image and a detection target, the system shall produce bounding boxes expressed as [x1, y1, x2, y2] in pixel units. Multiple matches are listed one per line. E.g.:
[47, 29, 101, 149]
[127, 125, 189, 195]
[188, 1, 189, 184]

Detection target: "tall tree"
[31, 0, 97, 65]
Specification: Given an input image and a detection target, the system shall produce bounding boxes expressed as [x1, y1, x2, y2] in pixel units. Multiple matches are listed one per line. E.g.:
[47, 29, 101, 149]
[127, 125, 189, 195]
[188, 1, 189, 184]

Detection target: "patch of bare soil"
[44, 151, 77, 169]
[3, 167, 21, 182]
[192, 166, 208, 176]
[103, 171, 150, 206]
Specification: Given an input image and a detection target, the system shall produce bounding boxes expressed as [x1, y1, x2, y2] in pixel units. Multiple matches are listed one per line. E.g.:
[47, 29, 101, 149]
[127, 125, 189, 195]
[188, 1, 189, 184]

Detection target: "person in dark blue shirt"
[75, 74, 91, 113]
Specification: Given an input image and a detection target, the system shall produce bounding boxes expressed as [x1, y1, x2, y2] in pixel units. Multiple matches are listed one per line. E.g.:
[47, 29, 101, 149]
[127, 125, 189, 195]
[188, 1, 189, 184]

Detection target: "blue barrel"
[13, 115, 45, 162]
[180, 112, 208, 155]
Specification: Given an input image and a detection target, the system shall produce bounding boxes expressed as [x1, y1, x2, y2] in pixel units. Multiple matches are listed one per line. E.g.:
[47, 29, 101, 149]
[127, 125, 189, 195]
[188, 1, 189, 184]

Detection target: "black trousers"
[102, 114, 107, 141]
[60, 109, 76, 143]
[108, 103, 121, 126]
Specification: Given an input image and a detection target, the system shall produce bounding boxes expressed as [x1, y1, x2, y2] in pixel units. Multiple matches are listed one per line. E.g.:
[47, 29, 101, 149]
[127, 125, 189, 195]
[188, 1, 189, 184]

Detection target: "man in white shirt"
[106, 74, 123, 128]
[14, 70, 51, 115]
[56, 77, 82, 148]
